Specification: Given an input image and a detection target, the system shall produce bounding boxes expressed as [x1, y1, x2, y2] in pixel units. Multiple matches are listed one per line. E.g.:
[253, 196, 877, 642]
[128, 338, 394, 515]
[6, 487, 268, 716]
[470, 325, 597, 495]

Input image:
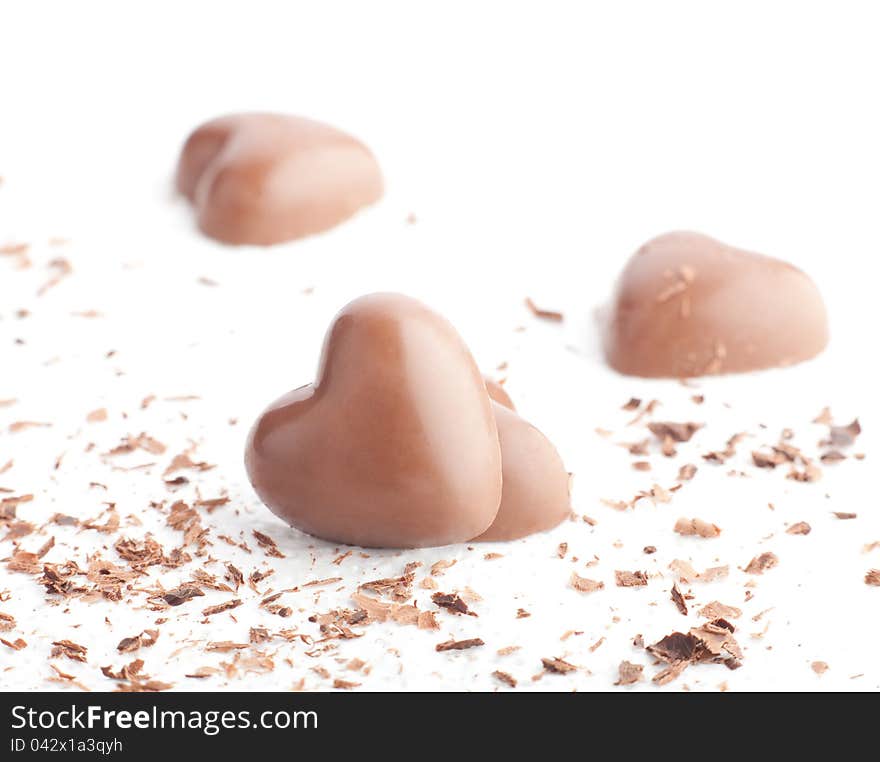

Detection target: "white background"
[0, 1, 878, 692]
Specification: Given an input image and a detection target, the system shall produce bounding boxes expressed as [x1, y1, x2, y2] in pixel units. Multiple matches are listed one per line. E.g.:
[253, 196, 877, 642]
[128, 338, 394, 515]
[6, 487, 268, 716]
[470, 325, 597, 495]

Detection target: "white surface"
[1, 1, 879, 692]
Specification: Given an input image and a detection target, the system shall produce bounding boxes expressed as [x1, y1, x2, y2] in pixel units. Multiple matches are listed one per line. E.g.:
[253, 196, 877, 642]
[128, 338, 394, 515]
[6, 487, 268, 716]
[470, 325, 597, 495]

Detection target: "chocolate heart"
[475, 386, 570, 542]
[176, 113, 383, 246]
[245, 293, 502, 548]
[602, 231, 829, 377]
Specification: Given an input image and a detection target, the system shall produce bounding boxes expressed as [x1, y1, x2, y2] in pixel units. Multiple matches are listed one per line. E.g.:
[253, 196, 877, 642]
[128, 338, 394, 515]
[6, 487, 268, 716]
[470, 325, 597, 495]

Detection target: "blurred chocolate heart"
[245, 293, 502, 548]
[177, 112, 383, 245]
[602, 231, 829, 377]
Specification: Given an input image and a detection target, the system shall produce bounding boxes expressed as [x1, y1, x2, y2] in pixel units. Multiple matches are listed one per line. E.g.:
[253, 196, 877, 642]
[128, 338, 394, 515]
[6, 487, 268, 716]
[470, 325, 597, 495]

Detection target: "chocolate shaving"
[436, 638, 484, 652]
[252, 530, 285, 558]
[202, 599, 243, 616]
[615, 570, 648, 587]
[615, 661, 644, 686]
[163, 451, 214, 477]
[117, 629, 159, 653]
[744, 552, 779, 575]
[786, 522, 812, 535]
[674, 517, 721, 538]
[492, 670, 517, 687]
[699, 601, 742, 620]
[524, 298, 564, 322]
[225, 563, 244, 591]
[51, 640, 88, 662]
[541, 657, 577, 674]
[161, 585, 204, 606]
[570, 573, 604, 593]
[865, 570, 880, 587]
[822, 418, 861, 448]
[677, 463, 698, 481]
[670, 584, 688, 615]
[0, 612, 15, 632]
[431, 591, 476, 616]
[333, 678, 360, 690]
[648, 421, 702, 443]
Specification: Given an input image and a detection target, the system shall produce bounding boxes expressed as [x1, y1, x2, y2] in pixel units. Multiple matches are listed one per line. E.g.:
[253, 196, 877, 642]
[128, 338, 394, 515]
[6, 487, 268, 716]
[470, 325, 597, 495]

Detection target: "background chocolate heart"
[602, 231, 829, 377]
[177, 112, 383, 246]
[245, 293, 502, 548]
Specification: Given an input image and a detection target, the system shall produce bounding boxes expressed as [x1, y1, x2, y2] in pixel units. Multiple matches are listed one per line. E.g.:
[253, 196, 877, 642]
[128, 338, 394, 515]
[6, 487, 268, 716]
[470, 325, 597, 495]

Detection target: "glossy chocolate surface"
[603, 231, 829, 377]
[245, 293, 502, 548]
[475, 394, 570, 542]
[177, 113, 383, 246]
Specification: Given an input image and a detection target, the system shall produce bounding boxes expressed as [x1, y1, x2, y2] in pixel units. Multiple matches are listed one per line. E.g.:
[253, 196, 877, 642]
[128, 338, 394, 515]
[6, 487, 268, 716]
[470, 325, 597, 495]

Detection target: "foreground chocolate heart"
[475, 386, 570, 542]
[245, 293, 502, 548]
[602, 231, 829, 377]
[176, 113, 383, 246]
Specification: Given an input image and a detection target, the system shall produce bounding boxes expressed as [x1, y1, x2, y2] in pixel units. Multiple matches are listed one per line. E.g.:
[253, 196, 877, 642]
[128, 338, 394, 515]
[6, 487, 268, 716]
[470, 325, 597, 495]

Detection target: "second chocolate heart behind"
[245, 293, 570, 548]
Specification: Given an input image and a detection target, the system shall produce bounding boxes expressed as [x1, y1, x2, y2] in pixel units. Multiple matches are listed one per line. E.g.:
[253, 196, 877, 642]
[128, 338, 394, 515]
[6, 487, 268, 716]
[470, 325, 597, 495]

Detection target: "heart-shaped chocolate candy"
[245, 293, 502, 548]
[475, 386, 570, 542]
[602, 231, 829, 377]
[176, 113, 383, 246]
